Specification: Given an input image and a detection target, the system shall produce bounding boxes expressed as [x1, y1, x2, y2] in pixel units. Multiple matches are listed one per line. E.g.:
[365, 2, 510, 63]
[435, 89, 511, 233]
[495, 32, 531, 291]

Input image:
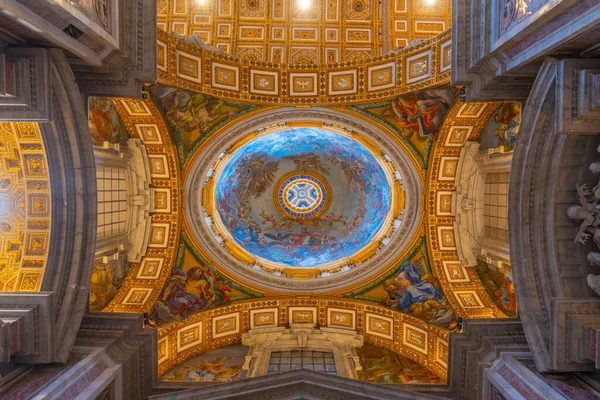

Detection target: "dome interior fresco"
[156, 0, 451, 64]
[213, 127, 392, 268]
[183, 107, 423, 291]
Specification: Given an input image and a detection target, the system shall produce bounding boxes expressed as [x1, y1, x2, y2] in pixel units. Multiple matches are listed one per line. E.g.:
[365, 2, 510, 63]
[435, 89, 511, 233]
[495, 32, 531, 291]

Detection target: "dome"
[213, 127, 392, 268]
[185, 108, 422, 293]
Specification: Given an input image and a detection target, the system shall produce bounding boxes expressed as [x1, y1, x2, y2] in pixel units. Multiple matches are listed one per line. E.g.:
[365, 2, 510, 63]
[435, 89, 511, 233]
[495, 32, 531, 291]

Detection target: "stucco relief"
[568, 145, 600, 296]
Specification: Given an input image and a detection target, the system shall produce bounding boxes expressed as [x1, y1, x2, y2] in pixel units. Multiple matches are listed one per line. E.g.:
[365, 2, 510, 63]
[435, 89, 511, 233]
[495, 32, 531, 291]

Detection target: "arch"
[509, 58, 600, 372]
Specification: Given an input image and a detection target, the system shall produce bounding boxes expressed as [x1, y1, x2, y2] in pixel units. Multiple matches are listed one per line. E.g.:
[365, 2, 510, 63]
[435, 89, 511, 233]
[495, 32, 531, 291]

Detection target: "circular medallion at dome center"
[275, 172, 331, 219]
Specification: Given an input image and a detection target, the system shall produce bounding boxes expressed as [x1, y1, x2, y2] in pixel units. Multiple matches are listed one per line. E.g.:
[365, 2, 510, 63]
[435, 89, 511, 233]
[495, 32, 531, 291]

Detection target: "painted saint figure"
[390, 89, 454, 137]
[383, 261, 454, 324]
[87, 97, 129, 146]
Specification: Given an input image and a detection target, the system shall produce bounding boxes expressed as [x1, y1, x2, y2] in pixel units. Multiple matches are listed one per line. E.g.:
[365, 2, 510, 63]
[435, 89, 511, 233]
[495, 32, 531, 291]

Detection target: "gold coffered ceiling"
[157, 0, 450, 64]
[0, 123, 51, 292]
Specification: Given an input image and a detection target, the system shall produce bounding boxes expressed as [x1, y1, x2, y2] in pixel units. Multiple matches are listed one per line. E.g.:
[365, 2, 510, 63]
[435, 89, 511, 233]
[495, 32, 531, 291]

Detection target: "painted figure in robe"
[382, 261, 454, 324]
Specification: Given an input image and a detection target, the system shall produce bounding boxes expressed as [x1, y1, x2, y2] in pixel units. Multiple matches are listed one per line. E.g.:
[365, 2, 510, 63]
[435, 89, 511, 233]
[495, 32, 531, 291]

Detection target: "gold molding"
[101, 98, 182, 313]
[157, 296, 450, 380]
[424, 101, 508, 318]
[157, 28, 452, 106]
[0, 122, 51, 292]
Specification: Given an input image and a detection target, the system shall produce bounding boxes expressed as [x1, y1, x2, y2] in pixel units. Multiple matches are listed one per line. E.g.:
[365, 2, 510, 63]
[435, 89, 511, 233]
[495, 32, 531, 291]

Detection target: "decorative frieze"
[157, 28, 452, 106]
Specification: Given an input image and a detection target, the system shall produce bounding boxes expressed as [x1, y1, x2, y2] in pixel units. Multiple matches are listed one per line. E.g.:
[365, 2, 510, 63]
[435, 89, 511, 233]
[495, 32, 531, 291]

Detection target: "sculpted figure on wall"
[568, 184, 600, 248]
[568, 146, 600, 296]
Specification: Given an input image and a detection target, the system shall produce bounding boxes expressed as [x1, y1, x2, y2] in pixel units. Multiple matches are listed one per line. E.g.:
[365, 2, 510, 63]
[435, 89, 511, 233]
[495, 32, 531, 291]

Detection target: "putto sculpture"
[568, 148, 600, 296]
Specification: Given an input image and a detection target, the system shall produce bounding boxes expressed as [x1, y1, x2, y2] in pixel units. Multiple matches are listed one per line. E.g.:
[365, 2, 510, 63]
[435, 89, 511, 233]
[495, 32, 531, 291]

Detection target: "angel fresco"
[155, 265, 233, 322]
[87, 97, 129, 146]
[390, 88, 455, 138]
[357, 343, 442, 384]
[479, 103, 521, 151]
[157, 89, 244, 155]
[382, 261, 454, 325]
[475, 260, 517, 317]
[89, 256, 130, 312]
[162, 345, 248, 383]
[284, 152, 330, 175]
[237, 155, 280, 198]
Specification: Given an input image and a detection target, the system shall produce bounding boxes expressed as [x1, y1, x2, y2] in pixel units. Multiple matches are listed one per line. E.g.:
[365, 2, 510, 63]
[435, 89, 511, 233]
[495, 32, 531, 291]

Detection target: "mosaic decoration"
[475, 259, 517, 318]
[366, 313, 394, 340]
[148, 231, 262, 325]
[348, 86, 457, 168]
[479, 102, 520, 152]
[426, 101, 510, 318]
[289, 307, 317, 326]
[86, 95, 516, 380]
[157, 297, 449, 380]
[0, 122, 51, 292]
[154, 86, 259, 168]
[157, 0, 448, 64]
[162, 344, 248, 383]
[213, 312, 240, 338]
[356, 342, 442, 384]
[156, 28, 452, 106]
[101, 98, 181, 313]
[213, 127, 391, 268]
[90, 254, 130, 312]
[88, 97, 129, 147]
[346, 238, 455, 326]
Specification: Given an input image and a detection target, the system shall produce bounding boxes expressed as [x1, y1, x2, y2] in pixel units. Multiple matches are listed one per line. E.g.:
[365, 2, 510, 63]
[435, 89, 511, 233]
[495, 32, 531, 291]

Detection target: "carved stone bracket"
[0, 48, 50, 121]
[556, 59, 600, 135]
[0, 292, 54, 363]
